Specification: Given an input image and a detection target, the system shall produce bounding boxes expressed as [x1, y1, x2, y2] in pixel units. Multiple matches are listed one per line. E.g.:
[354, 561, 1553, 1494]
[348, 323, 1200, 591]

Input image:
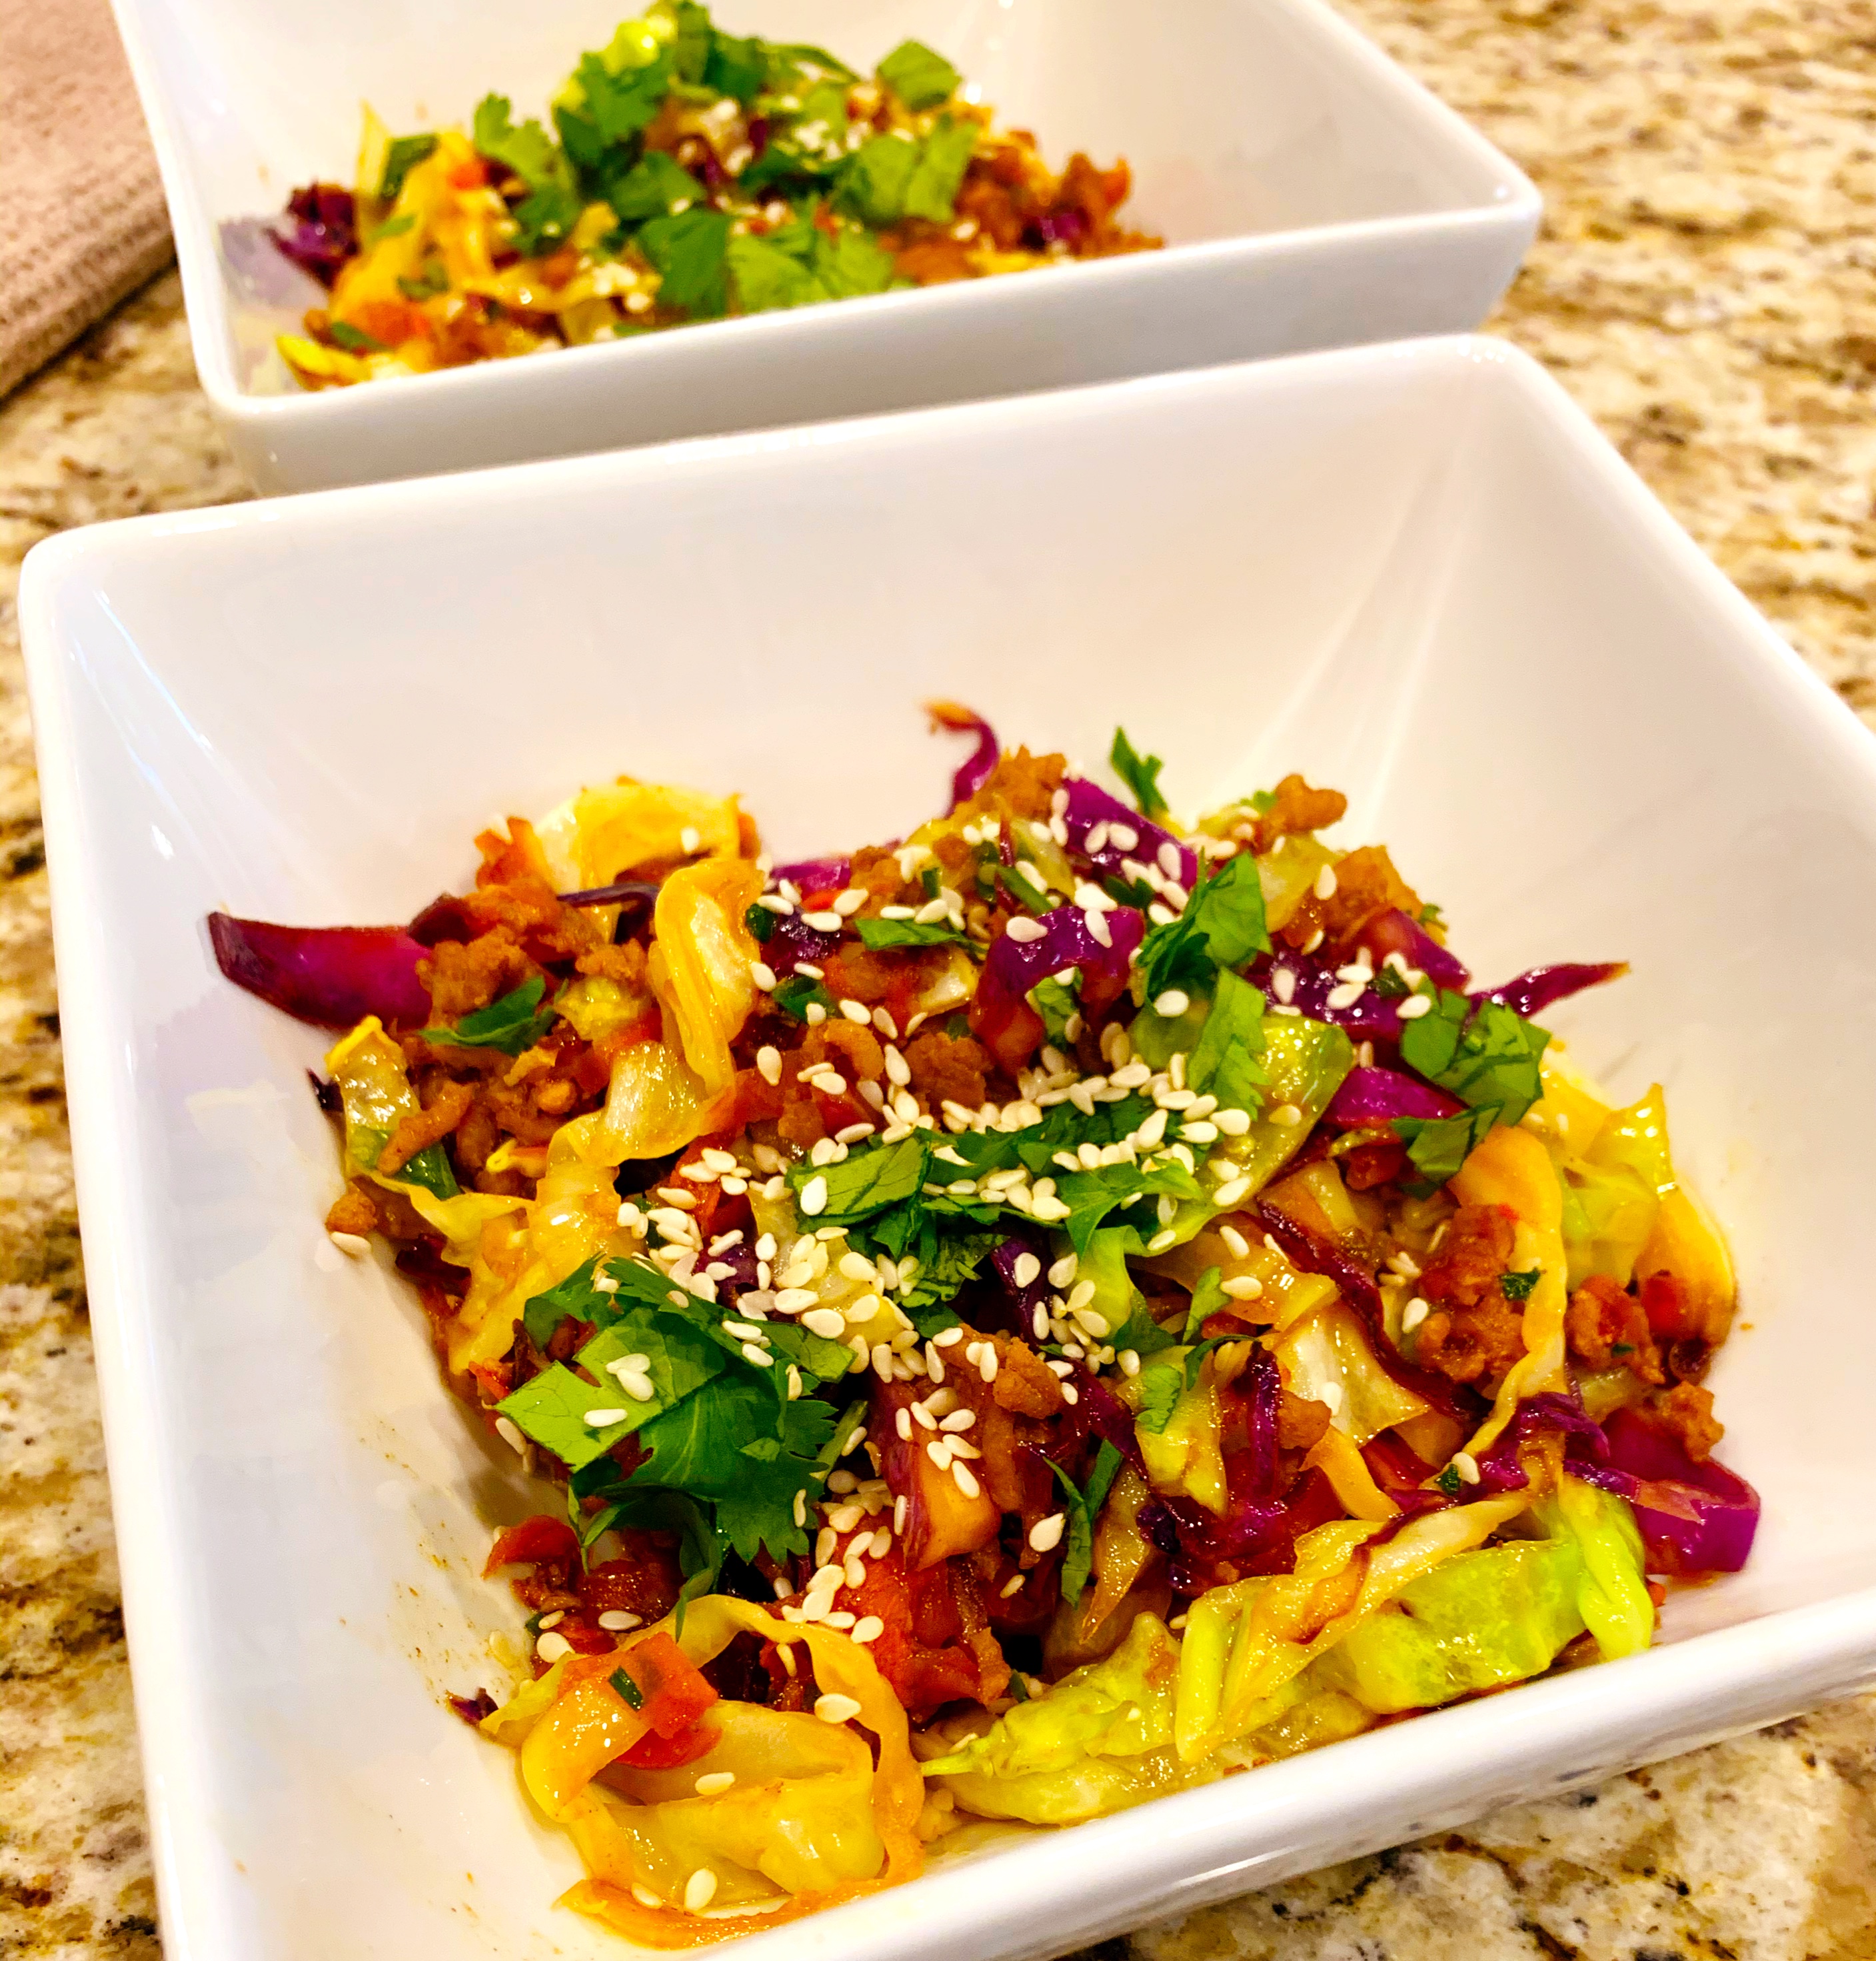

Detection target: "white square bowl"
[22, 336, 1876, 1961]
[111, 0, 1539, 493]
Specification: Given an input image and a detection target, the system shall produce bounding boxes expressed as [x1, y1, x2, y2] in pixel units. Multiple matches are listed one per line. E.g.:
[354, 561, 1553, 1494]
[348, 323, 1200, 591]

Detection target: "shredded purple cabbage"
[269, 183, 357, 287]
[773, 857, 851, 895]
[974, 898, 1144, 1036]
[987, 1236, 1054, 1339]
[762, 909, 844, 977]
[1326, 1065, 1464, 1126]
[1470, 1393, 1760, 1576]
[556, 878, 661, 910]
[1473, 962, 1629, 1020]
[1583, 1408, 1761, 1576]
[1362, 908, 1469, 991]
[1062, 778, 1197, 894]
[928, 704, 1000, 808]
[209, 913, 429, 1028]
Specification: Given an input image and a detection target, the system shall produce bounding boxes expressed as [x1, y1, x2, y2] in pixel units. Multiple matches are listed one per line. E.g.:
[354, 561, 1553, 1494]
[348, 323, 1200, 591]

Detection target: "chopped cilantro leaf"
[393, 1142, 459, 1202]
[1136, 851, 1269, 1000]
[794, 1135, 929, 1222]
[876, 39, 962, 110]
[473, 93, 572, 193]
[772, 975, 837, 1020]
[610, 1666, 644, 1708]
[744, 902, 777, 943]
[639, 207, 732, 317]
[1500, 1267, 1541, 1302]
[379, 133, 438, 201]
[396, 261, 451, 300]
[1393, 988, 1550, 1188]
[374, 213, 416, 239]
[1110, 727, 1169, 820]
[1028, 971, 1080, 1045]
[327, 321, 389, 353]
[704, 27, 768, 103]
[1048, 1441, 1124, 1601]
[1186, 968, 1267, 1117]
[902, 118, 976, 222]
[423, 976, 555, 1056]
[1182, 1265, 1229, 1342]
[1135, 1363, 1183, 1435]
[1435, 1464, 1463, 1498]
[606, 151, 705, 223]
[838, 131, 921, 225]
[855, 917, 972, 951]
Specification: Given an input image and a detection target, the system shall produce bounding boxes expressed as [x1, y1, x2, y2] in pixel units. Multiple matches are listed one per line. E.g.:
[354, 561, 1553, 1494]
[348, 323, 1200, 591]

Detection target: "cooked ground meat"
[1257, 774, 1348, 844]
[1415, 1294, 1527, 1385]
[989, 1334, 1065, 1419]
[1420, 1204, 1517, 1308]
[379, 1078, 475, 1172]
[421, 929, 531, 1016]
[952, 746, 1067, 827]
[1638, 1382, 1725, 1461]
[1277, 1388, 1333, 1452]
[1566, 1274, 1665, 1384]
[323, 1184, 379, 1236]
[905, 1031, 991, 1112]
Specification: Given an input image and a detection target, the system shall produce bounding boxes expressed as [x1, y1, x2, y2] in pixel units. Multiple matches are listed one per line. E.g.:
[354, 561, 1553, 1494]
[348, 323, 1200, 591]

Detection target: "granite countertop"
[1, 3, 1873, 1955]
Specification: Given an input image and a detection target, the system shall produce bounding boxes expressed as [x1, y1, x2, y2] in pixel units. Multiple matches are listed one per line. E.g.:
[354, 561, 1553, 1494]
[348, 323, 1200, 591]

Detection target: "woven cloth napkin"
[0, 0, 173, 397]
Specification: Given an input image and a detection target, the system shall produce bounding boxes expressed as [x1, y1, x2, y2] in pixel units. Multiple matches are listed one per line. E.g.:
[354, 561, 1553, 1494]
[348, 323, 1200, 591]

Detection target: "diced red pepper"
[1640, 1271, 1699, 1340]
[616, 1630, 720, 1739]
[484, 1514, 579, 1576]
[618, 1720, 721, 1769]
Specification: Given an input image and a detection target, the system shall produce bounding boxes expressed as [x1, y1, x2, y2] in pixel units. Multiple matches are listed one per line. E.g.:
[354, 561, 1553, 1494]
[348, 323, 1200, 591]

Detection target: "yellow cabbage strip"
[1450, 1126, 1568, 1458]
[484, 1596, 922, 1947]
[1140, 1226, 1338, 1331]
[389, 1184, 525, 1264]
[1305, 1426, 1400, 1522]
[534, 779, 743, 895]
[596, 1040, 714, 1162]
[447, 1154, 630, 1374]
[1176, 1494, 1528, 1762]
[648, 860, 763, 1094]
[1274, 1301, 1427, 1444]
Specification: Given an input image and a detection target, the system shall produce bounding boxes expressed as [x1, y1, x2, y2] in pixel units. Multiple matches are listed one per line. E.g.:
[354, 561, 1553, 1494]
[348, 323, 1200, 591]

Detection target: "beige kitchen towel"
[0, 0, 173, 397]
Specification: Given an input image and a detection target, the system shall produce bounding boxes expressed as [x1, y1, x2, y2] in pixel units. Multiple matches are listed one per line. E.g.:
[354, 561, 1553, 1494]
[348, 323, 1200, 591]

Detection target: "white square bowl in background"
[22, 337, 1876, 1961]
[111, 0, 1539, 492]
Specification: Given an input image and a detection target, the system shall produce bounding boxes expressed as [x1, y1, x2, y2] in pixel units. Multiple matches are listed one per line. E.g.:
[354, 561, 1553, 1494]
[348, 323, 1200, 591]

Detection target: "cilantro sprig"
[1110, 727, 1169, 821]
[423, 976, 556, 1056]
[1136, 852, 1269, 1001]
[1392, 990, 1551, 1188]
[1048, 1441, 1124, 1601]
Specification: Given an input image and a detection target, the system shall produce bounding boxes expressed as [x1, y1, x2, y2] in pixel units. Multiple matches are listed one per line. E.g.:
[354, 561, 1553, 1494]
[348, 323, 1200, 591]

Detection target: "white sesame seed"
[1453, 1450, 1481, 1485]
[939, 1408, 976, 1432]
[952, 1462, 981, 1498]
[838, 998, 870, 1026]
[684, 1868, 718, 1912]
[835, 1122, 876, 1144]
[1269, 1103, 1304, 1126]
[680, 827, 702, 855]
[802, 1308, 848, 1340]
[536, 1610, 564, 1630]
[536, 1631, 572, 1662]
[815, 1692, 864, 1724]
[1004, 916, 1048, 943]
[850, 1615, 884, 1644]
[1028, 1513, 1066, 1552]
[1154, 989, 1190, 1018]
[740, 1342, 771, 1366]
[755, 1044, 783, 1085]
[1402, 1296, 1431, 1332]
[494, 1416, 527, 1454]
[632, 1884, 663, 1909]
[800, 1176, 828, 1216]
[694, 1770, 736, 1796]
[1314, 865, 1338, 901]
[1000, 1572, 1026, 1598]
[750, 960, 778, 991]
[1221, 1275, 1264, 1300]
[597, 1610, 642, 1631]
[832, 888, 867, 915]
[1085, 909, 1114, 949]
[584, 1407, 628, 1427]
[1397, 994, 1435, 1020]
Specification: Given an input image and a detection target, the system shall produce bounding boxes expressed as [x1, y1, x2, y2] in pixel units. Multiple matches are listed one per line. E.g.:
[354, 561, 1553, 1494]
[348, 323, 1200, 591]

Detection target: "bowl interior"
[31, 339, 1876, 1959]
[121, 0, 1519, 390]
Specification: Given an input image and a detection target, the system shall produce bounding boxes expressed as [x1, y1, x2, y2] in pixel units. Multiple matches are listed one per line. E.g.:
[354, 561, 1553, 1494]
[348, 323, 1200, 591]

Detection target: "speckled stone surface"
[2, 5, 1875, 1954]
